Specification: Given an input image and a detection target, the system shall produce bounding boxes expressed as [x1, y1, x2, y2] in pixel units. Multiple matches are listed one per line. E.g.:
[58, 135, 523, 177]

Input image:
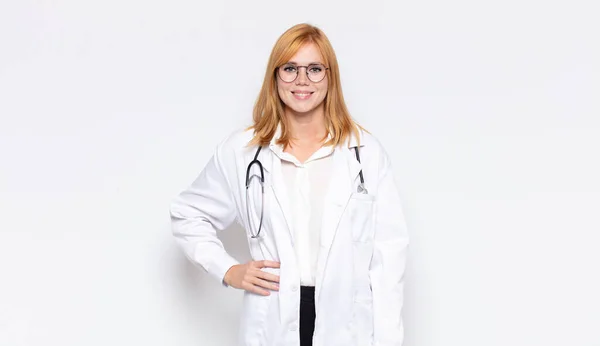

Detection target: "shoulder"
[208, 127, 255, 180]
[355, 129, 389, 159]
[212, 125, 264, 167]
[219, 126, 254, 148]
[214, 126, 255, 155]
[353, 129, 394, 179]
[358, 130, 381, 149]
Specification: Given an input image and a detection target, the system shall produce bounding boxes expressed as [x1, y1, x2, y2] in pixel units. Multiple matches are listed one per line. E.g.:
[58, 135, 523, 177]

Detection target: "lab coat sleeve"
[370, 150, 410, 346]
[170, 142, 240, 287]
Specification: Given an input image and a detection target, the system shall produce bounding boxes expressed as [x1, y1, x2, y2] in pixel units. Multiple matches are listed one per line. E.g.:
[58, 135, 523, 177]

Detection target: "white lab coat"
[170, 127, 409, 346]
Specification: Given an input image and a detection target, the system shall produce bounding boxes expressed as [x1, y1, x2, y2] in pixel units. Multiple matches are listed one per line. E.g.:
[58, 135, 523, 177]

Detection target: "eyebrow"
[285, 61, 324, 65]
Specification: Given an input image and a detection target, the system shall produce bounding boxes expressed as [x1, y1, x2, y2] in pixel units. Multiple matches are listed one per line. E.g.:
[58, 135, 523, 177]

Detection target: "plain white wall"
[1, 0, 599, 345]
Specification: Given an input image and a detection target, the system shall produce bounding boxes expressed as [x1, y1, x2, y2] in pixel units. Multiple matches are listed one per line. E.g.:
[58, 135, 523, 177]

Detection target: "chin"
[286, 100, 325, 115]
[290, 105, 316, 114]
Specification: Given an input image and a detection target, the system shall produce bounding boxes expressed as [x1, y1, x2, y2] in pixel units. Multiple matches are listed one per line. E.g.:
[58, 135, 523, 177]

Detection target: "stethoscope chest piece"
[357, 183, 368, 194]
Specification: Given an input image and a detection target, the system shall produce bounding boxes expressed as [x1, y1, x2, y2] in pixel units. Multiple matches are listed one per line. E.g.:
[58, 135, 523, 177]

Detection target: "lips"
[291, 91, 314, 100]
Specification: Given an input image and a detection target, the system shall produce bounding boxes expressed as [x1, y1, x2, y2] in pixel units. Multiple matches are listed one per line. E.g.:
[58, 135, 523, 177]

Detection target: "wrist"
[223, 264, 236, 287]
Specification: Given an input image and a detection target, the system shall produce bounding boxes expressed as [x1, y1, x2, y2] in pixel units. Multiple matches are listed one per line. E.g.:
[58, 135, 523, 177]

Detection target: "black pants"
[300, 286, 316, 346]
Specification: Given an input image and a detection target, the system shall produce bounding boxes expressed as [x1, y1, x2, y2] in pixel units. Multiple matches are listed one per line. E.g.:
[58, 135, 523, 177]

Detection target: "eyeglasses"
[277, 63, 329, 83]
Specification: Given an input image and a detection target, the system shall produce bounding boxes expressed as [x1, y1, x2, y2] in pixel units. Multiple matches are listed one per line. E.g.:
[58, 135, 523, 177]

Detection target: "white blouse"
[269, 143, 334, 286]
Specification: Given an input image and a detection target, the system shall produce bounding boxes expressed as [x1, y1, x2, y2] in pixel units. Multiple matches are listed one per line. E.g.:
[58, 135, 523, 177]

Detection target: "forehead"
[286, 43, 324, 64]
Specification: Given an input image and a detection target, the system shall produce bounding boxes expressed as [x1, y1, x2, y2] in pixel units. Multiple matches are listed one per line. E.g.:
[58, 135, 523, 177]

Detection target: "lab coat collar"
[346, 127, 365, 149]
[265, 123, 334, 167]
[267, 122, 363, 152]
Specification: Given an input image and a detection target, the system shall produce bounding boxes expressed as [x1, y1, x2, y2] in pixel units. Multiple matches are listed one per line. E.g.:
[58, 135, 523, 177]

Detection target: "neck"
[284, 105, 327, 144]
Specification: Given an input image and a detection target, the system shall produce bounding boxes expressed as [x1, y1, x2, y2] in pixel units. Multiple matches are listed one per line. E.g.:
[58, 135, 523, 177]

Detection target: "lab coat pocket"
[348, 193, 375, 243]
[350, 192, 376, 201]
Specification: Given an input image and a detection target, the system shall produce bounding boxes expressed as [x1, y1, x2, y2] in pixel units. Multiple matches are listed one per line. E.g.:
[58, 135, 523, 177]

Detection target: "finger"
[250, 276, 279, 291]
[242, 281, 270, 296]
[255, 260, 281, 268]
[254, 270, 280, 283]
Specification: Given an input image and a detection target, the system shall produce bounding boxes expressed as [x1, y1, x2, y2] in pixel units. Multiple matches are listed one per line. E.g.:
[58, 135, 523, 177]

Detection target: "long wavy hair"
[247, 23, 363, 149]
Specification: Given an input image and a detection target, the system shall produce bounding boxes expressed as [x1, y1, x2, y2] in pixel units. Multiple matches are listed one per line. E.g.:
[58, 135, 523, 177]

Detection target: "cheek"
[317, 84, 328, 101]
[277, 83, 289, 100]
[318, 79, 328, 96]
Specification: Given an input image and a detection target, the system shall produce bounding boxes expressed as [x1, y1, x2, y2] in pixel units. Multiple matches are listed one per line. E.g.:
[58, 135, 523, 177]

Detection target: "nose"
[295, 66, 309, 85]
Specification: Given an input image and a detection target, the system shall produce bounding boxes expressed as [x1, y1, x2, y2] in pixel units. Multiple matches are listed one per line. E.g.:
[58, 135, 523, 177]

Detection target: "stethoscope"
[245, 146, 366, 238]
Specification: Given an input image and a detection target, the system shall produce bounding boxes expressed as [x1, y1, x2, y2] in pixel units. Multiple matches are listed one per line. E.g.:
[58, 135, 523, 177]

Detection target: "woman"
[170, 23, 409, 346]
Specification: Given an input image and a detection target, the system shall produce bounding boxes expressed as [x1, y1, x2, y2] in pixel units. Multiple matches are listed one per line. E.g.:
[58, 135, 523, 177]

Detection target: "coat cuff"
[207, 252, 240, 287]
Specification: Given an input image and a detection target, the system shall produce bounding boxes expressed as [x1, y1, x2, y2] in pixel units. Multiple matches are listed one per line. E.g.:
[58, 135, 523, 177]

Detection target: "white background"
[1, 0, 599, 345]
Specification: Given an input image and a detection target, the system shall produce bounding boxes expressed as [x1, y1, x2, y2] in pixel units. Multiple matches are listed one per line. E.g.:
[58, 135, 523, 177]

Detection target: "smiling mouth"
[291, 91, 314, 100]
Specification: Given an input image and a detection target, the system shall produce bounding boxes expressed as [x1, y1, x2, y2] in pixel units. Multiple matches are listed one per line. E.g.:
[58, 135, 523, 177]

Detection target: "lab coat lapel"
[261, 148, 295, 245]
[316, 145, 363, 286]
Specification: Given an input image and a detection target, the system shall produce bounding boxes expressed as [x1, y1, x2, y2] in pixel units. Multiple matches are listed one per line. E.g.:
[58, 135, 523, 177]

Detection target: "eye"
[308, 64, 324, 73]
[282, 64, 297, 72]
